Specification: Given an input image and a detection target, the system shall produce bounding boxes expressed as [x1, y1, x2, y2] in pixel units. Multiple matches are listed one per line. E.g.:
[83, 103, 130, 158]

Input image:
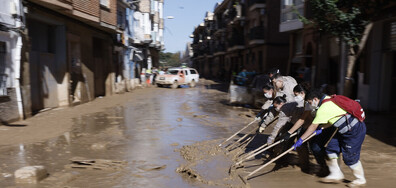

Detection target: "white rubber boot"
[320, 158, 344, 183]
[348, 161, 366, 187]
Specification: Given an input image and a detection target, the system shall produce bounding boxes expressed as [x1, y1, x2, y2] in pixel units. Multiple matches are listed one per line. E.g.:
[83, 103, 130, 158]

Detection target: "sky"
[163, 0, 220, 53]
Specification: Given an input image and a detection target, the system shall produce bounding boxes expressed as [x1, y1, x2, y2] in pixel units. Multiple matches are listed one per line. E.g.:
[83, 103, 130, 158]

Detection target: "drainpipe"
[14, 33, 23, 120]
[14, 0, 25, 119]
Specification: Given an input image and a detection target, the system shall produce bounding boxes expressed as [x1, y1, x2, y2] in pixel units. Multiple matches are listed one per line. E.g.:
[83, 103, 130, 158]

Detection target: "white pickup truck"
[155, 67, 200, 89]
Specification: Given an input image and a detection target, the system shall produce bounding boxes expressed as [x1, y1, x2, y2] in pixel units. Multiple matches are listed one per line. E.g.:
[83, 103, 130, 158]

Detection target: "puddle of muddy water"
[1, 82, 395, 188]
[176, 140, 247, 188]
[0, 84, 254, 188]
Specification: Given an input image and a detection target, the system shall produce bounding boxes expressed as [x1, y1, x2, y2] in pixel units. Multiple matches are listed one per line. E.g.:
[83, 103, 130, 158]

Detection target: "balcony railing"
[227, 4, 245, 21]
[249, 26, 265, 40]
[215, 20, 227, 30]
[248, 0, 266, 7]
[214, 43, 226, 53]
[228, 35, 245, 47]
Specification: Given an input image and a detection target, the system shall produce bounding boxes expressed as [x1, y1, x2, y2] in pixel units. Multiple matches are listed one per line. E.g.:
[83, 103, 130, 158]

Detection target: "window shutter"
[391, 22, 396, 51]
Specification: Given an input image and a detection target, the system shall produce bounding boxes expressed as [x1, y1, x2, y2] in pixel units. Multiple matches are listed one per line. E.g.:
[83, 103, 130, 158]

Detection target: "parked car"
[155, 67, 199, 89]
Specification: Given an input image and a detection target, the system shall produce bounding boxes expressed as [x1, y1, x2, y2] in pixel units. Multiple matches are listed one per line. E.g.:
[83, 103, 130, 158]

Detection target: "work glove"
[258, 126, 265, 133]
[280, 132, 291, 142]
[255, 116, 261, 121]
[256, 108, 268, 119]
[314, 128, 323, 135]
[292, 138, 303, 150]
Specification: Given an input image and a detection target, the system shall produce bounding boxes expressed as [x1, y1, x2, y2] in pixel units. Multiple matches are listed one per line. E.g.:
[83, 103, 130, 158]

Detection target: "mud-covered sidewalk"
[0, 79, 395, 187]
[0, 87, 151, 146]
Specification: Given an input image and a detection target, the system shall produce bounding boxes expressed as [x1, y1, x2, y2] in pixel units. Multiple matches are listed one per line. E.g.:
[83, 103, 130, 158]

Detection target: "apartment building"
[191, 0, 289, 80]
[18, 0, 118, 116]
[279, 0, 396, 112]
[0, 0, 24, 122]
[130, 0, 164, 77]
[0, 0, 165, 123]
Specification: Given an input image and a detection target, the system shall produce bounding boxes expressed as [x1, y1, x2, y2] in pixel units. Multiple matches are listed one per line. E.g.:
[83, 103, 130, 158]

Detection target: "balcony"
[193, 43, 207, 57]
[249, 26, 265, 45]
[227, 4, 245, 22]
[215, 20, 227, 30]
[227, 35, 245, 51]
[213, 43, 226, 55]
[248, 0, 266, 11]
[280, 1, 304, 32]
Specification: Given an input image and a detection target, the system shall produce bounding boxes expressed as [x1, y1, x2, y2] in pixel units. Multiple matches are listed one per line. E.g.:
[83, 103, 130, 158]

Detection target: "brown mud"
[176, 140, 247, 187]
[0, 79, 395, 187]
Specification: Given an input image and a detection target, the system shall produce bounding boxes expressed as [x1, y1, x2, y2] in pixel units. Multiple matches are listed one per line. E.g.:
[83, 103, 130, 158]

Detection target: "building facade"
[20, 0, 118, 116]
[0, 0, 24, 122]
[130, 0, 164, 79]
[0, 0, 164, 123]
[191, 0, 289, 81]
[280, 0, 396, 113]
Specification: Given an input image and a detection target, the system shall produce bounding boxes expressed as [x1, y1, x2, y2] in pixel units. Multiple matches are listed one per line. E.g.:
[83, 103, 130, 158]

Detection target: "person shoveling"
[237, 129, 322, 185]
[235, 90, 367, 188]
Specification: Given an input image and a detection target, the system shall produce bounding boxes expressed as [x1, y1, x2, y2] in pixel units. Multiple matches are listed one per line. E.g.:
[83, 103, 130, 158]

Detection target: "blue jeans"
[326, 121, 366, 166]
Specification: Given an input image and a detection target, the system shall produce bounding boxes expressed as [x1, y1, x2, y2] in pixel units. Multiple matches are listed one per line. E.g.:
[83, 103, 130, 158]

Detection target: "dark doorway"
[391, 52, 396, 111]
[93, 38, 106, 97]
[28, 19, 58, 114]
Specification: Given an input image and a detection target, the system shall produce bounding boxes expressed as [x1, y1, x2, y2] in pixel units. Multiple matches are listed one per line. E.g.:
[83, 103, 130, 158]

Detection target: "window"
[151, 0, 155, 13]
[281, 0, 304, 22]
[284, 0, 293, 7]
[0, 42, 7, 96]
[167, 70, 179, 75]
[390, 21, 396, 51]
[294, 32, 303, 55]
[184, 70, 188, 75]
[117, 10, 125, 29]
[190, 69, 197, 74]
[100, 0, 110, 8]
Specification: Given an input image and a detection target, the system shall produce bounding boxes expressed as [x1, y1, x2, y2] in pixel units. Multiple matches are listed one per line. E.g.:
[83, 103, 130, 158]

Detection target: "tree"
[300, 0, 390, 97]
[159, 51, 181, 68]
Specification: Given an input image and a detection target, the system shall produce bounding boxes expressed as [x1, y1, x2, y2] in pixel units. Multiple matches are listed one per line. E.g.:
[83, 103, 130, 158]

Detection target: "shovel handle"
[237, 115, 280, 158]
[237, 132, 297, 165]
[219, 119, 257, 147]
[245, 129, 321, 179]
[226, 127, 258, 151]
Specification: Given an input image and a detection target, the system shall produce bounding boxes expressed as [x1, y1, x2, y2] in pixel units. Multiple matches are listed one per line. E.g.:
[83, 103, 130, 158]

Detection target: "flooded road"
[0, 80, 253, 187]
[0, 79, 395, 187]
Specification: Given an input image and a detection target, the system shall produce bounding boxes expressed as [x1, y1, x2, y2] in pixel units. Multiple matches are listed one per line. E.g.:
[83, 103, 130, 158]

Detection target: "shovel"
[225, 127, 259, 151]
[219, 110, 275, 148]
[218, 119, 258, 147]
[223, 114, 278, 153]
[229, 129, 260, 153]
[236, 115, 280, 159]
[238, 129, 322, 184]
[235, 132, 298, 166]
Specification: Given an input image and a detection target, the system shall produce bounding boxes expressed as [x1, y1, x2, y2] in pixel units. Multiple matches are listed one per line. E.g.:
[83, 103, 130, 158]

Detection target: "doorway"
[391, 52, 396, 111]
[68, 34, 86, 103]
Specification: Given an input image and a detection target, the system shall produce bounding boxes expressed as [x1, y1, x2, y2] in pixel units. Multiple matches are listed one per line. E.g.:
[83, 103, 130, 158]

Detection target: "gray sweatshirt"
[263, 101, 304, 144]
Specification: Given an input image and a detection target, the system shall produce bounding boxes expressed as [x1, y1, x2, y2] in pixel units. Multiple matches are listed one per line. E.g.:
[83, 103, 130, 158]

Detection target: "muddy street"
[0, 80, 395, 187]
